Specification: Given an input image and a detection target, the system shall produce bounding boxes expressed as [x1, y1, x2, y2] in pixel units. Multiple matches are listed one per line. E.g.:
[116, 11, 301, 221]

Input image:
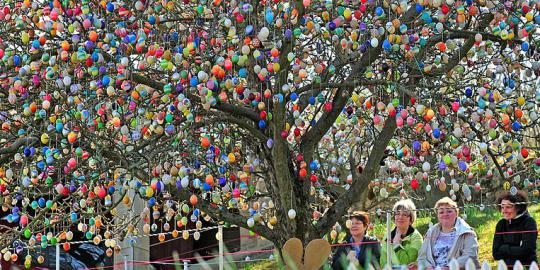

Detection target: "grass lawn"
[243, 204, 540, 269]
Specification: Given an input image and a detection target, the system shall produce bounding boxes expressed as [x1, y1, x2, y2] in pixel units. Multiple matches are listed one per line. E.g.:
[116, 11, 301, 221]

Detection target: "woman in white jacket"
[417, 197, 480, 270]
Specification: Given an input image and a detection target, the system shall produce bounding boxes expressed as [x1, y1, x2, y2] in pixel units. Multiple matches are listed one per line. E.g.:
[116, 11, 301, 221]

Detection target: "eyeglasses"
[394, 211, 411, 217]
[436, 208, 457, 215]
[500, 204, 515, 210]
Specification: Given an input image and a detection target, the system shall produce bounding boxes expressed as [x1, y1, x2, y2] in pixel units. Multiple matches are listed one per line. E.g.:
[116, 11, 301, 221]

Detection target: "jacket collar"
[436, 217, 474, 236]
[389, 225, 415, 240]
[508, 211, 530, 224]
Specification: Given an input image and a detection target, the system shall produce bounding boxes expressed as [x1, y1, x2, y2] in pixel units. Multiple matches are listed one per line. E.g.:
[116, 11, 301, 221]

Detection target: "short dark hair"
[350, 211, 370, 225]
[496, 190, 529, 214]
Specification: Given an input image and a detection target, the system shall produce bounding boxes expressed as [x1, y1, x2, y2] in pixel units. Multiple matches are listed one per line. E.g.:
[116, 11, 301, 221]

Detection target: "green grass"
[244, 204, 540, 269]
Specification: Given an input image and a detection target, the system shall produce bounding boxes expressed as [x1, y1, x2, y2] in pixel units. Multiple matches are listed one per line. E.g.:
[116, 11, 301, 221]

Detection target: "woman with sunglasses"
[417, 197, 479, 270]
[381, 199, 423, 269]
[493, 190, 537, 266]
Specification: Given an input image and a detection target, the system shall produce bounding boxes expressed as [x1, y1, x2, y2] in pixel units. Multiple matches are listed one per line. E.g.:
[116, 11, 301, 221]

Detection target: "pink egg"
[400, 109, 408, 119]
[373, 115, 381, 125]
[396, 117, 404, 127]
[20, 215, 28, 226]
[83, 19, 91, 29]
[67, 158, 77, 169]
[406, 116, 415, 126]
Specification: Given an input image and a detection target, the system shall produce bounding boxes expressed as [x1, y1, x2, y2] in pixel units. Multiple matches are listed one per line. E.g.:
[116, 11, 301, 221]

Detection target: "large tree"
[0, 0, 539, 265]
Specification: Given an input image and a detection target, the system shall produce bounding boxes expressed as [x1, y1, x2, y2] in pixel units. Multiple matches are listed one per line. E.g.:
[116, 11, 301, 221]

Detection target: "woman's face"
[500, 199, 518, 220]
[350, 217, 366, 238]
[394, 209, 412, 228]
[437, 205, 457, 228]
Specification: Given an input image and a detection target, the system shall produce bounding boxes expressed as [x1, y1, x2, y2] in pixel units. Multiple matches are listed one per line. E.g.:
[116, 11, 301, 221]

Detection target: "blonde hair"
[393, 199, 417, 223]
[434, 197, 459, 214]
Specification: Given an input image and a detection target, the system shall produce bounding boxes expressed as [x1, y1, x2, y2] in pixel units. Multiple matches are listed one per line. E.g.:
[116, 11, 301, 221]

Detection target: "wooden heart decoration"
[281, 238, 331, 270]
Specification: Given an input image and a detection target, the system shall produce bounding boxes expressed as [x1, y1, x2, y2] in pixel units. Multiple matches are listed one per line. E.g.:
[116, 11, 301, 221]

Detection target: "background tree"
[0, 0, 539, 266]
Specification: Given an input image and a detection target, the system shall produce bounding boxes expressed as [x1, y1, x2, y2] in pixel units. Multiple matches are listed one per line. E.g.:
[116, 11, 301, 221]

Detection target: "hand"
[407, 263, 417, 270]
[347, 251, 359, 265]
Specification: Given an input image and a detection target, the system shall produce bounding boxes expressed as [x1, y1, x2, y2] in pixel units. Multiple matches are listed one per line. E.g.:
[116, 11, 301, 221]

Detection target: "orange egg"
[501, 114, 510, 125]
[39, 36, 47, 45]
[67, 132, 77, 143]
[61, 40, 70, 51]
[205, 175, 214, 186]
[515, 108, 523, 118]
[190, 194, 198, 206]
[112, 117, 121, 127]
[437, 42, 446, 52]
[88, 31, 98, 42]
[200, 137, 210, 148]
[421, 141, 430, 151]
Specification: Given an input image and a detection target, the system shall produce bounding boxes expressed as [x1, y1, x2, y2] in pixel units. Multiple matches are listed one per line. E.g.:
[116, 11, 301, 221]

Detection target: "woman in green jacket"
[381, 199, 423, 269]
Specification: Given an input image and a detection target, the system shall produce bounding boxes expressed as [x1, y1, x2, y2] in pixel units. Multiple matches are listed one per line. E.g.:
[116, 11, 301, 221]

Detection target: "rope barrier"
[353, 200, 540, 217]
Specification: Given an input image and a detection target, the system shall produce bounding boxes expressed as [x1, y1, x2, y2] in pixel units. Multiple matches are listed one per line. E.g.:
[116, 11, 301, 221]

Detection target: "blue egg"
[56, 122, 63, 132]
[478, 98, 486, 109]
[512, 121, 521, 131]
[309, 96, 316, 105]
[24, 147, 31, 157]
[32, 40, 41, 49]
[265, 11, 274, 24]
[239, 68, 247, 78]
[433, 128, 441, 138]
[415, 3, 423, 13]
[508, 79, 515, 89]
[276, 93, 284, 103]
[203, 182, 212, 191]
[258, 120, 266, 129]
[382, 39, 392, 51]
[38, 197, 46, 208]
[148, 15, 156, 25]
[108, 186, 115, 194]
[148, 197, 156, 206]
[328, 22, 336, 31]
[465, 88, 473, 97]
[521, 42, 529, 51]
[246, 25, 254, 35]
[375, 7, 384, 16]
[290, 92, 298, 101]
[439, 161, 447, 171]
[106, 2, 114, 12]
[46, 155, 55, 165]
[70, 212, 78, 222]
[102, 75, 110, 86]
[37, 160, 45, 170]
[412, 141, 421, 152]
[218, 177, 227, 187]
[190, 77, 199, 87]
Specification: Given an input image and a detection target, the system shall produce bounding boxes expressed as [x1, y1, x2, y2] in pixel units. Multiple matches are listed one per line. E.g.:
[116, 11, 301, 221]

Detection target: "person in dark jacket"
[332, 211, 381, 269]
[492, 190, 538, 266]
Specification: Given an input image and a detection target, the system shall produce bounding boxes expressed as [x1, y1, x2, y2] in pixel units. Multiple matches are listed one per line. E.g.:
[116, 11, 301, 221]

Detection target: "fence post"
[183, 260, 189, 270]
[219, 225, 224, 270]
[55, 244, 60, 270]
[386, 211, 391, 268]
[124, 254, 128, 270]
